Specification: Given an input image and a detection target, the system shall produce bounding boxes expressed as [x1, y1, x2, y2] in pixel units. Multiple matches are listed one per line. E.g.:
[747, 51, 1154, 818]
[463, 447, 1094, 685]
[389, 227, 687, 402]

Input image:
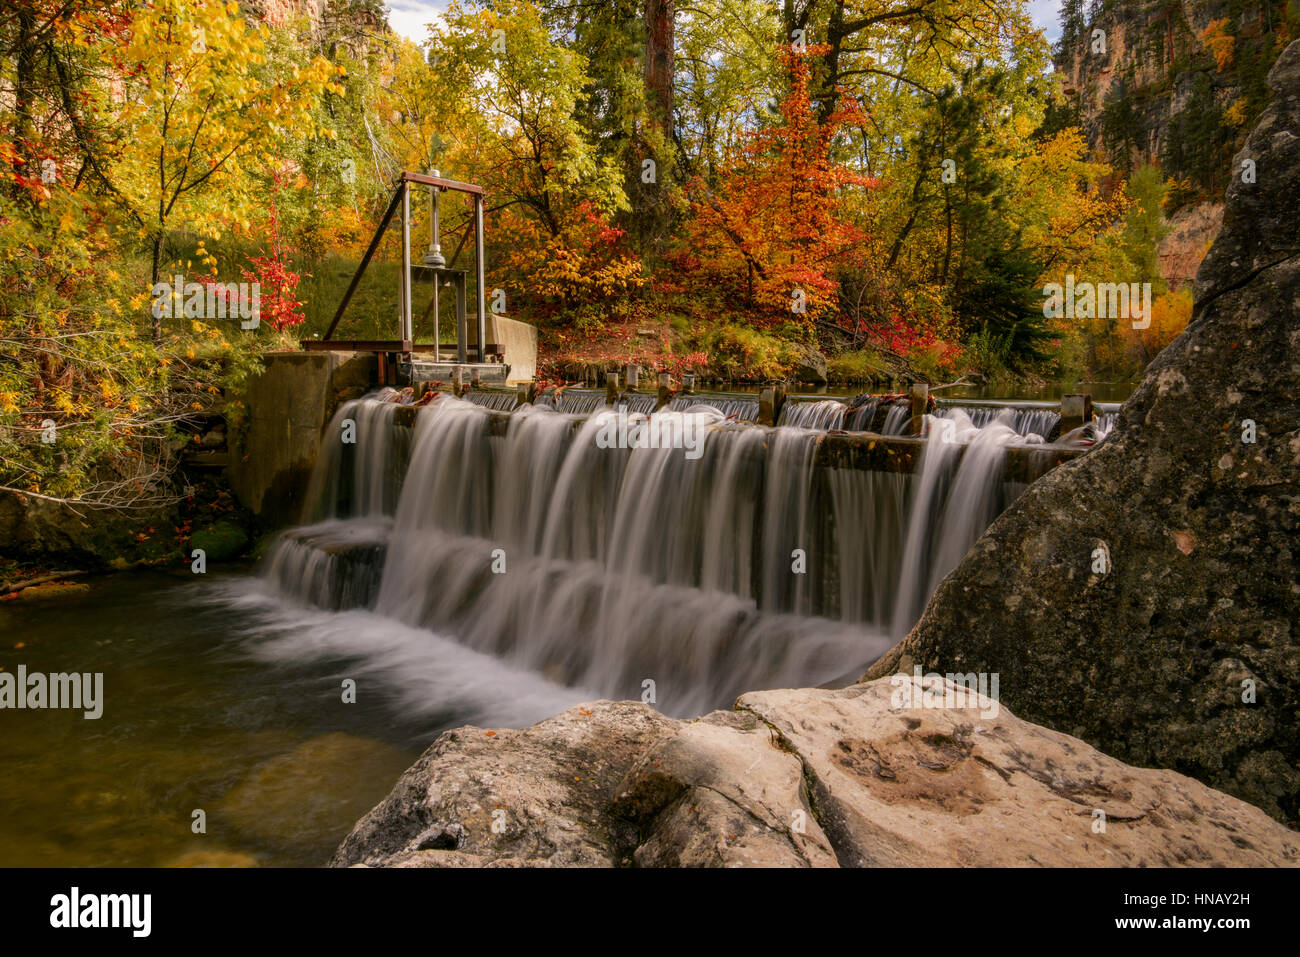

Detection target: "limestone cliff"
[1054, 0, 1296, 287]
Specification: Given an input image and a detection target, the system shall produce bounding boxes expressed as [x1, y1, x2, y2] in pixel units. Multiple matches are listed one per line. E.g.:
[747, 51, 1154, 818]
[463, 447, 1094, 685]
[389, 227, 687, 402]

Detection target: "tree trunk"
[151, 233, 164, 341]
[644, 0, 675, 140]
[10, 12, 37, 200]
[638, 0, 677, 253]
[818, 0, 845, 123]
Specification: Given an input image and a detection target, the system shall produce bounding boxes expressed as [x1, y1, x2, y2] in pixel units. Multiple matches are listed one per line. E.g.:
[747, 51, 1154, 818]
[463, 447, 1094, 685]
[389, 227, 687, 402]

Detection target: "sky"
[385, 0, 443, 43]
[384, 1, 1064, 45]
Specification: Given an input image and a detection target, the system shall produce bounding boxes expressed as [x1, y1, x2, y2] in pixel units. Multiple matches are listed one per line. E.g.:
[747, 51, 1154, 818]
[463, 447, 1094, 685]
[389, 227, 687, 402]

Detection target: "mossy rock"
[189, 521, 249, 562]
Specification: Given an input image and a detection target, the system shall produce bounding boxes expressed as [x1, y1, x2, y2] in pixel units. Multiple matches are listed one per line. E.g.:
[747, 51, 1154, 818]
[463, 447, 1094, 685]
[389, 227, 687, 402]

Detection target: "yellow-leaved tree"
[106, 0, 342, 338]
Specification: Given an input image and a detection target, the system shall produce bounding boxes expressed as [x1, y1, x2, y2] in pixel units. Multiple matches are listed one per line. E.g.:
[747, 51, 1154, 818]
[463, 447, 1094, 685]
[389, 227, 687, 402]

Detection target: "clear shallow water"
[0, 570, 582, 867]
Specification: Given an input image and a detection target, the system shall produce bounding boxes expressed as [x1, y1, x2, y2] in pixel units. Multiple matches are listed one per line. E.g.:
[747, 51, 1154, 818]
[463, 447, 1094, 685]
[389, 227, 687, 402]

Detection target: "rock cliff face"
[867, 41, 1300, 823]
[1056, 0, 1232, 163]
[1158, 200, 1222, 288]
[1054, 1, 1291, 286]
[331, 680, 1300, 867]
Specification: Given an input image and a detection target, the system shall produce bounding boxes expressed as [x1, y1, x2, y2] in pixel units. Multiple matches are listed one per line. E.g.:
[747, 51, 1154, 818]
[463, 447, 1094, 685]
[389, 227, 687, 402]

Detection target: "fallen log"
[0, 570, 88, 597]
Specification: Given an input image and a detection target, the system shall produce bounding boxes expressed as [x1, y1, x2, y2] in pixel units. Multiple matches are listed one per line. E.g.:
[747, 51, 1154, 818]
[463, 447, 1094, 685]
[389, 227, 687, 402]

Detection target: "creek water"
[0, 571, 567, 866]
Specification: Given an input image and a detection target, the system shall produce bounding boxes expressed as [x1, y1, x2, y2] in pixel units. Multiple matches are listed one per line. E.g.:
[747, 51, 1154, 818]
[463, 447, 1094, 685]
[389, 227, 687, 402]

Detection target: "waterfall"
[843, 396, 882, 431]
[880, 403, 911, 435]
[255, 392, 1049, 720]
[667, 394, 760, 421]
[299, 397, 411, 522]
[535, 389, 661, 416]
[935, 404, 1059, 440]
[778, 399, 847, 430]
[261, 518, 391, 610]
[465, 391, 521, 412]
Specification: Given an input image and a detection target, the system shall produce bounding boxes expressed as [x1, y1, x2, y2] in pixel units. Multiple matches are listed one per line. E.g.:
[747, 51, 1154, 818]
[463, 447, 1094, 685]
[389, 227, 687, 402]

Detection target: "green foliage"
[826, 349, 892, 385]
[953, 242, 1053, 371]
[1162, 73, 1232, 193]
[1099, 77, 1142, 172]
[697, 323, 800, 381]
[1119, 164, 1170, 290]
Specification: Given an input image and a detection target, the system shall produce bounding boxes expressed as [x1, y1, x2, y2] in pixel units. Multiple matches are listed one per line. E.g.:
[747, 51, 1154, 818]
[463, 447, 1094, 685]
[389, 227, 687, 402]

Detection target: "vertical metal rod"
[432, 278, 439, 359]
[428, 171, 438, 257]
[401, 182, 412, 347]
[456, 273, 467, 364]
[474, 193, 486, 362]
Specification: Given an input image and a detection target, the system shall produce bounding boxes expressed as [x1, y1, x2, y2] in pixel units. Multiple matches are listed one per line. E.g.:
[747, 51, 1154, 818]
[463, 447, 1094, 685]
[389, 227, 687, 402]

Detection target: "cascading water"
[890, 413, 1023, 634]
[300, 395, 411, 522]
[667, 393, 760, 421]
[534, 389, 662, 416]
[934, 404, 1058, 440]
[244, 391, 1056, 724]
[880, 402, 911, 435]
[843, 396, 884, 432]
[778, 399, 847, 430]
[465, 391, 522, 412]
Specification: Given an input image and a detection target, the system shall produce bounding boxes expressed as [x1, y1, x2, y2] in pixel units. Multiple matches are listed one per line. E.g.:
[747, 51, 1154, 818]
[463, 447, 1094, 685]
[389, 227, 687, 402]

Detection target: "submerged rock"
[331, 679, 1299, 868]
[219, 732, 416, 853]
[864, 40, 1300, 823]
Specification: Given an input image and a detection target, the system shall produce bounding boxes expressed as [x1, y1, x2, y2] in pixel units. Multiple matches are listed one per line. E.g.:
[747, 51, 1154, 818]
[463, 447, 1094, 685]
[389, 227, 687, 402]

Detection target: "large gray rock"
[331, 701, 680, 867]
[331, 679, 1300, 867]
[865, 42, 1300, 822]
[791, 344, 829, 385]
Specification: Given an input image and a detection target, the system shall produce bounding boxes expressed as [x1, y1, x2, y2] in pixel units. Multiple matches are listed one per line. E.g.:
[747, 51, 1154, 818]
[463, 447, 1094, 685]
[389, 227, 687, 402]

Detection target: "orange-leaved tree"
[675, 46, 876, 335]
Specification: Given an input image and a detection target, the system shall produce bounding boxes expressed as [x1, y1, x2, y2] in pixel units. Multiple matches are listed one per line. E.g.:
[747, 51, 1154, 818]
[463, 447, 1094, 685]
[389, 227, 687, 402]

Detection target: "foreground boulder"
[867, 40, 1300, 823]
[331, 679, 1299, 867]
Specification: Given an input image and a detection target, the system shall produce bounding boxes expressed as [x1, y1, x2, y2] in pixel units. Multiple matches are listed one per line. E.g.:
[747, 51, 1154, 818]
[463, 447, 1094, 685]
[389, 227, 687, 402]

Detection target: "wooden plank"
[303, 339, 416, 352]
[401, 171, 485, 195]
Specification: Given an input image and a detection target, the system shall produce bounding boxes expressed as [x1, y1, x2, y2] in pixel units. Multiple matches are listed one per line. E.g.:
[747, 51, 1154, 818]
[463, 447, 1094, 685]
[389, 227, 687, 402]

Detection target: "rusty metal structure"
[306, 171, 492, 378]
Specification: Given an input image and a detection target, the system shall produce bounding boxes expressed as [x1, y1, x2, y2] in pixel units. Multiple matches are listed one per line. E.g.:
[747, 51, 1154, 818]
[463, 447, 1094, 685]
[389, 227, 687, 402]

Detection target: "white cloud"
[1026, 0, 1063, 43]
[385, 0, 445, 43]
